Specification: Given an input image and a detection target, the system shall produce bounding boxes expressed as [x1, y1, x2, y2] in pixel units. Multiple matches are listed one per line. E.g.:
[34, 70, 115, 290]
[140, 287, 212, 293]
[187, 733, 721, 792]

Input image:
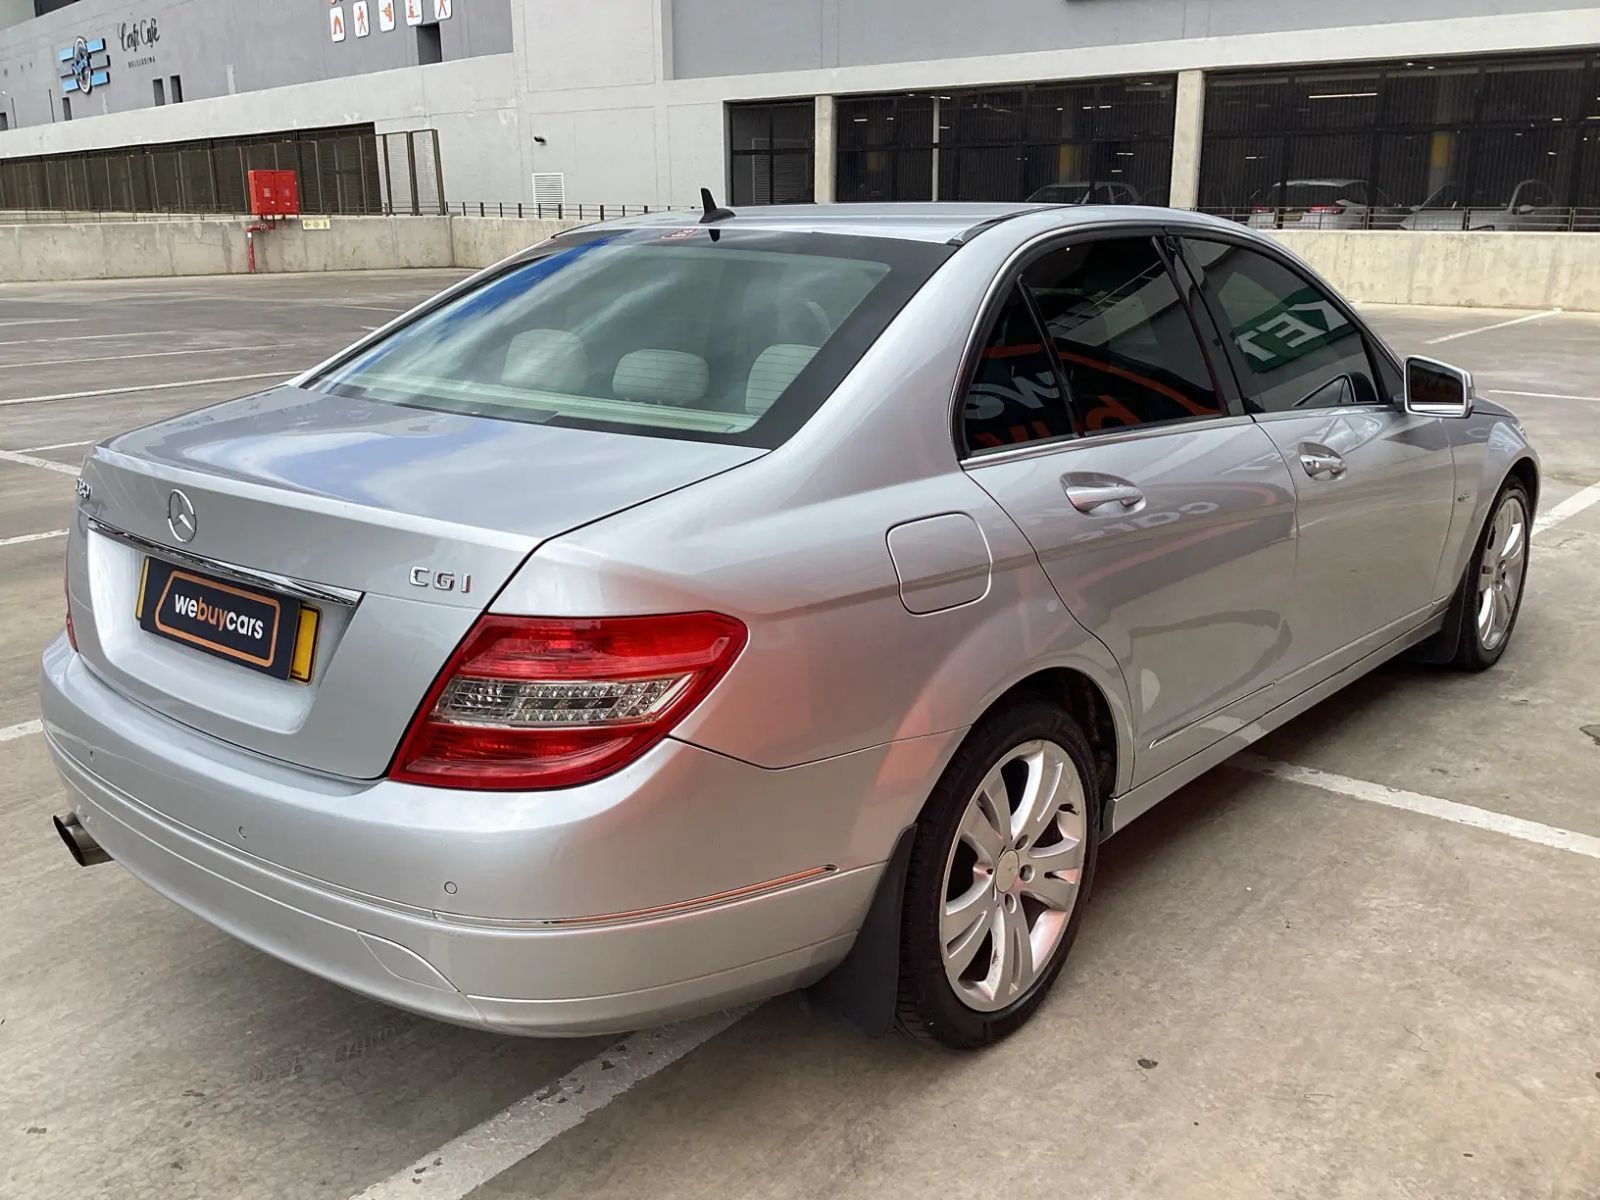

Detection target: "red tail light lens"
[389, 612, 747, 790]
[1250, 205, 1274, 213]
[1308, 204, 1344, 214]
[64, 561, 77, 651]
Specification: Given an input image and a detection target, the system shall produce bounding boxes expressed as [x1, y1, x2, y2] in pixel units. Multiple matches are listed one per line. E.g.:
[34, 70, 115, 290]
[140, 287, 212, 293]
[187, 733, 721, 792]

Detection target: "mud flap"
[1407, 574, 1470, 664]
[804, 824, 916, 1037]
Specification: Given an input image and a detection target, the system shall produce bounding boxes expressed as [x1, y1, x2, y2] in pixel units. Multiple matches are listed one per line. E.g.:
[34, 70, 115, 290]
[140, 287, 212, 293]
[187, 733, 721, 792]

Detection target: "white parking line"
[1424, 309, 1561, 345]
[0, 329, 185, 349]
[0, 448, 80, 476]
[1534, 481, 1600, 534]
[0, 719, 43, 743]
[0, 346, 240, 372]
[11, 440, 91, 453]
[1235, 755, 1600, 860]
[350, 1006, 752, 1200]
[0, 529, 67, 547]
[0, 318, 81, 328]
[1488, 388, 1600, 405]
[0, 371, 287, 408]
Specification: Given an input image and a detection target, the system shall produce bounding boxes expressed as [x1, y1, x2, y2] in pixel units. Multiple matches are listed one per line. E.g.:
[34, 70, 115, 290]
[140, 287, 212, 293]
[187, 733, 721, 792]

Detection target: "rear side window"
[312, 228, 951, 448]
[960, 285, 1071, 453]
[1181, 238, 1379, 414]
[1024, 237, 1223, 434]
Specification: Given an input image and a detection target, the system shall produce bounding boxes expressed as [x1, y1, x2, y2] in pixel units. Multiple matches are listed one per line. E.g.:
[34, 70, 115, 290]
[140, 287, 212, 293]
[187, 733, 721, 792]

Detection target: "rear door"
[1177, 235, 1456, 680]
[961, 232, 1298, 785]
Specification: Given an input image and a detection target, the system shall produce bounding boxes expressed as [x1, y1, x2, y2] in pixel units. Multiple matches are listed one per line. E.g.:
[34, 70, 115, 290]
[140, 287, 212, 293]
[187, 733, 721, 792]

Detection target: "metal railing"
[443, 201, 691, 220]
[0, 198, 692, 225]
[1201, 205, 1600, 233]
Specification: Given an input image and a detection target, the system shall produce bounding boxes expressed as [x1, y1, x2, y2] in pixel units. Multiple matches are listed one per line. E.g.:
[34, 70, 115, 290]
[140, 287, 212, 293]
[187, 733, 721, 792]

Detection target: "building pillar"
[813, 94, 835, 204]
[1168, 69, 1205, 210]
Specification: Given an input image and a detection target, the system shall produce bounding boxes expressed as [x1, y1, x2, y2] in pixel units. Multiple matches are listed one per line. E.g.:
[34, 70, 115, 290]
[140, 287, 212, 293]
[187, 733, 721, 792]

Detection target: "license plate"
[137, 558, 319, 682]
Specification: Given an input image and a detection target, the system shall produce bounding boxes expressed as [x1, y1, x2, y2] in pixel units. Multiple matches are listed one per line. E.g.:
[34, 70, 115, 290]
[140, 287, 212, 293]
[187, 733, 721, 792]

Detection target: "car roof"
[597, 203, 1246, 246]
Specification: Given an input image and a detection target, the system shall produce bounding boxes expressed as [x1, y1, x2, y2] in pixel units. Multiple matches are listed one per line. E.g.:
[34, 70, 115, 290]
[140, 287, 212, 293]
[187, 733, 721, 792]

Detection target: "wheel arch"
[979, 667, 1124, 820]
[1506, 455, 1539, 515]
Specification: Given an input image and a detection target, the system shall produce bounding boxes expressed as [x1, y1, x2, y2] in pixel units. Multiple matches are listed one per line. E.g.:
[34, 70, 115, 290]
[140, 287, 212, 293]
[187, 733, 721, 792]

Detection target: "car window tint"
[312, 229, 951, 449]
[961, 284, 1072, 454]
[1181, 238, 1379, 414]
[1023, 237, 1222, 434]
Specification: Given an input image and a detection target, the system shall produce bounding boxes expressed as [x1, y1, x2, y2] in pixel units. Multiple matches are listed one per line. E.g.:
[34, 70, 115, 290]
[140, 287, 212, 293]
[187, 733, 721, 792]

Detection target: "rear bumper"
[40, 636, 959, 1035]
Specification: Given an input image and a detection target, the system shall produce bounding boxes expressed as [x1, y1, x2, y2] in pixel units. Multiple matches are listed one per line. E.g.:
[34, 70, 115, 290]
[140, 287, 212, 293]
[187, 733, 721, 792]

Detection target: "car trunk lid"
[70, 385, 762, 779]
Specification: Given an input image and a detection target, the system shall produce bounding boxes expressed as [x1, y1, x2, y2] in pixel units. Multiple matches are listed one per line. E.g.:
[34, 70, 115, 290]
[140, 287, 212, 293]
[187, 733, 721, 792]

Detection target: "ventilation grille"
[532, 172, 566, 206]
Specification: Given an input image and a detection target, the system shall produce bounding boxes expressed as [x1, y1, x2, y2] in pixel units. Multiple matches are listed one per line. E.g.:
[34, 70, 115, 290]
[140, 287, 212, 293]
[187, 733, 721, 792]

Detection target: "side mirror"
[1404, 355, 1474, 418]
[1517, 203, 1536, 215]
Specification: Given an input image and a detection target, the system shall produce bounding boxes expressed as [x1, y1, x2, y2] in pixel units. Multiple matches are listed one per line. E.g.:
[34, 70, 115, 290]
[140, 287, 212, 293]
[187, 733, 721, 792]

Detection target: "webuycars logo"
[170, 590, 267, 641]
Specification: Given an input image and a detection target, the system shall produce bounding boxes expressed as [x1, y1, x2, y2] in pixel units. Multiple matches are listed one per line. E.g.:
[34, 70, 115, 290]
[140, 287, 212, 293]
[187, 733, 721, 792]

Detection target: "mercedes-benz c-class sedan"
[43, 203, 1537, 1048]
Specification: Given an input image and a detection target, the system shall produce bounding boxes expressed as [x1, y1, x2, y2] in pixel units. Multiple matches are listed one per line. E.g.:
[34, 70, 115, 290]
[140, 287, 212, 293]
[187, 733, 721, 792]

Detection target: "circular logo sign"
[70, 37, 95, 95]
[166, 489, 197, 543]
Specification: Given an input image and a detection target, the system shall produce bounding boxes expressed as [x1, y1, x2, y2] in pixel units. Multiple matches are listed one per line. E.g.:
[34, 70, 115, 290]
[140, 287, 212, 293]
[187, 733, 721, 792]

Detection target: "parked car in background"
[1026, 181, 1142, 205]
[1247, 179, 1412, 229]
[44, 203, 1539, 1050]
[1402, 179, 1566, 231]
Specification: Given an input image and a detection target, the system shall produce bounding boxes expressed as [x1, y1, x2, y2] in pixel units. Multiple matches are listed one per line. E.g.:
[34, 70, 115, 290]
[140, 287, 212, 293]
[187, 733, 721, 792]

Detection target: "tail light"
[389, 612, 747, 790]
[1250, 205, 1274, 214]
[64, 561, 77, 651]
[1308, 204, 1344, 214]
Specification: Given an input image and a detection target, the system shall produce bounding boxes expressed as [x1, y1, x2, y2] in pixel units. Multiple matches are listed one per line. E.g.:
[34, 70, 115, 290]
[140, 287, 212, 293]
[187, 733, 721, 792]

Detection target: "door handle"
[1065, 483, 1145, 513]
[1298, 450, 1347, 480]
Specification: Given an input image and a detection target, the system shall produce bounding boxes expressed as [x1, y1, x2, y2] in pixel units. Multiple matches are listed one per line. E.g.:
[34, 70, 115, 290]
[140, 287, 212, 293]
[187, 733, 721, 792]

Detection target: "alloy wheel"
[1477, 492, 1528, 652]
[938, 739, 1087, 1013]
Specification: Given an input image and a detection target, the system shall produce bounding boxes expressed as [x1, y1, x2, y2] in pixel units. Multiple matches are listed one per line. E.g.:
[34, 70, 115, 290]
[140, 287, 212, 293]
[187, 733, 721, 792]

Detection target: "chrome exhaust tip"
[53, 812, 109, 867]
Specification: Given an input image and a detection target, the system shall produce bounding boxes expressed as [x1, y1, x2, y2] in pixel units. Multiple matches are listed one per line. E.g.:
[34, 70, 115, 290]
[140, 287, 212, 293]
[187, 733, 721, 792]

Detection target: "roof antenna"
[699, 187, 735, 224]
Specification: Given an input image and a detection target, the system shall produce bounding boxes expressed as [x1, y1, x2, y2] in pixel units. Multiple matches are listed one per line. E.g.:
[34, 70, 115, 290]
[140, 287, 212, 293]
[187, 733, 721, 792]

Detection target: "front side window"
[960, 285, 1071, 454]
[313, 228, 950, 448]
[1181, 238, 1379, 414]
[1024, 237, 1223, 433]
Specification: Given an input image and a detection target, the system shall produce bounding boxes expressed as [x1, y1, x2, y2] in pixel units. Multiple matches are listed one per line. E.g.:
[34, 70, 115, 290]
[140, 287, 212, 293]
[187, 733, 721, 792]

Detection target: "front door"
[1178, 236, 1457, 678]
[960, 234, 1298, 785]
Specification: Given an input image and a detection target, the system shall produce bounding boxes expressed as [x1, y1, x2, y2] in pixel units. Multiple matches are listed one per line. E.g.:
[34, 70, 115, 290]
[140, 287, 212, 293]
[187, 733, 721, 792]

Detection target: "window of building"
[960, 285, 1071, 455]
[1181, 239, 1379, 414]
[60, 96, 71, 121]
[0, 113, 8, 133]
[170, 75, 183, 104]
[838, 75, 1175, 205]
[728, 101, 814, 206]
[1200, 51, 1600, 220]
[417, 24, 442, 66]
[1025, 238, 1222, 434]
[152, 78, 165, 106]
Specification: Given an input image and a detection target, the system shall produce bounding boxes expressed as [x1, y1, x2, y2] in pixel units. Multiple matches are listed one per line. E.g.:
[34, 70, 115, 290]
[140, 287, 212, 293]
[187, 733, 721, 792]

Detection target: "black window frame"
[954, 226, 1242, 461]
[727, 100, 816, 207]
[1173, 231, 1402, 416]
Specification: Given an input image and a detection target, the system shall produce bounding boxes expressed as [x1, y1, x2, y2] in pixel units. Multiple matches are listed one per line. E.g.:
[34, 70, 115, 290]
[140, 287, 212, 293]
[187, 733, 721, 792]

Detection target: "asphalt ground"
[1, 272, 1596, 1200]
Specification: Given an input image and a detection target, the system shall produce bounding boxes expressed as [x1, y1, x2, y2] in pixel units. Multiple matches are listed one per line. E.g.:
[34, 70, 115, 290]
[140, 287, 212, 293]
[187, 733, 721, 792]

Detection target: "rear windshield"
[311, 227, 952, 448]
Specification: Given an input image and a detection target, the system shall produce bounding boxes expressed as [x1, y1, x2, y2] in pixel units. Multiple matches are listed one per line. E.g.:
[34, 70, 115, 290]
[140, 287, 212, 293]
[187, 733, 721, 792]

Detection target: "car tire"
[1441, 478, 1532, 671]
[895, 699, 1101, 1049]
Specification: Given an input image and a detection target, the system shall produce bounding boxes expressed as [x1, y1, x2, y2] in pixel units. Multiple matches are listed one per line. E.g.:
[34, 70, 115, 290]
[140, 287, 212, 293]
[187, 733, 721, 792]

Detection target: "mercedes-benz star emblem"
[166, 489, 197, 543]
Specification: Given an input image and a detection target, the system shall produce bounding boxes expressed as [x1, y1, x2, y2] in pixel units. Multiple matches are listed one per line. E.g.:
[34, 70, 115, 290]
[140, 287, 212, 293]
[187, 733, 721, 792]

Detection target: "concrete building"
[1, 1, 1598, 217]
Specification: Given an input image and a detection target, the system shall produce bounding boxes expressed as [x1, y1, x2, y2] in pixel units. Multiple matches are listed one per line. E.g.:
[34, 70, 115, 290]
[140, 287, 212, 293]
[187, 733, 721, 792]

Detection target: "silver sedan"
[43, 203, 1537, 1049]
